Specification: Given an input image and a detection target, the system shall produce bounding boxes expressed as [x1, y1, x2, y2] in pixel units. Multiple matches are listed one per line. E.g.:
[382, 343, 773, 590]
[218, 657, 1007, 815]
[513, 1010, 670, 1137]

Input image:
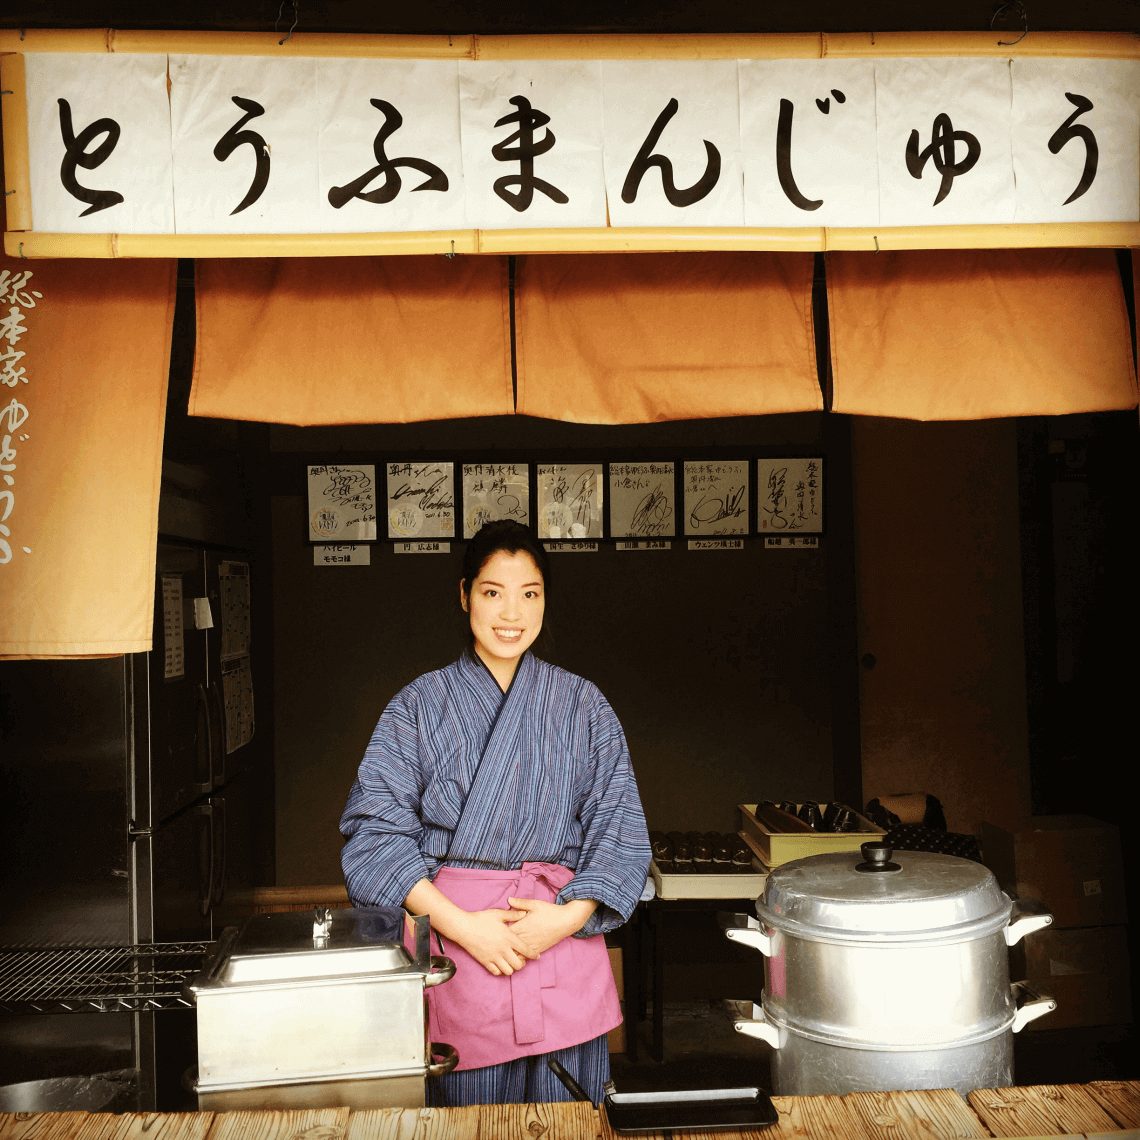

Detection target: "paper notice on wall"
[316, 58, 467, 233]
[875, 58, 1015, 227]
[459, 60, 606, 229]
[757, 457, 823, 534]
[218, 561, 251, 661]
[1012, 58, 1140, 223]
[386, 461, 455, 539]
[307, 464, 378, 542]
[537, 463, 603, 540]
[740, 59, 879, 228]
[683, 459, 749, 536]
[221, 654, 254, 753]
[25, 53, 175, 234]
[161, 577, 185, 680]
[602, 60, 744, 228]
[609, 462, 676, 539]
[170, 55, 320, 233]
[462, 463, 530, 539]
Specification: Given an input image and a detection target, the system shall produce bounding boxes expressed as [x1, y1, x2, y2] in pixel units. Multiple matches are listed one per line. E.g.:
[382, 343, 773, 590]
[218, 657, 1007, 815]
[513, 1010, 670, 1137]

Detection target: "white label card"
[757, 458, 823, 534]
[386, 461, 455, 539]
[315, 544, 372, 565]
[26, 53, 175, 234]
[307, 464, 378, 542]
[317, 59, 466, 233]
[1012, 58, 1140, 223]
[603, 60, 744, 228]
[537, 463, 603, 540]
[740, 59, 879, 227]
[462, 463, 530, 539]
[876, 58, 1015, 227]
[171, 55, 319, 233]
[683, 459, 750, 536]
[393, 541, 451, 553]
[459, 60, 606, 229]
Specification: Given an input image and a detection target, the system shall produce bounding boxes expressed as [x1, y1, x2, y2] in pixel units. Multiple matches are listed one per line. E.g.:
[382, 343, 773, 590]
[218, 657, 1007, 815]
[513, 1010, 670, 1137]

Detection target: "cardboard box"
[739, 803, 884, 868]
[1009, 926, 1132, 1029]
[607, 947, 626, 1052]
[978, 816, 1127, 928]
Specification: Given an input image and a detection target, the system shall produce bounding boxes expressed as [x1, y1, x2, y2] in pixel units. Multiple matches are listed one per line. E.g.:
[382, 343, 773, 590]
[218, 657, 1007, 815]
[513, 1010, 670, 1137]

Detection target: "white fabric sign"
[25, 53, 174, 234]
[740, 59, 878, 228]
[876, 58, 1016, 227]
[17, 54, 1140, 234]
[317, 59, 466, 233]
[458, 60, 606, 229]
[1012, 58, 1140, 224]
[603, 60, 744, 228]
[170, 55, 319, 233]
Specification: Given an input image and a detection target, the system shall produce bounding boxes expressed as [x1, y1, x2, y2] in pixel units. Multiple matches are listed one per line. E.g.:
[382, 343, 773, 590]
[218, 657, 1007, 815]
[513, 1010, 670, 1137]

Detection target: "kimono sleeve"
[340, 685, 432, 908]
[556, 688, 651, 936]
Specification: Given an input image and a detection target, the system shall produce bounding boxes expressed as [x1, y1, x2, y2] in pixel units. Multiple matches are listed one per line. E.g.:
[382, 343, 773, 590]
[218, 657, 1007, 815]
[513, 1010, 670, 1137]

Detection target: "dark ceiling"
[3, 0, 1138, 35]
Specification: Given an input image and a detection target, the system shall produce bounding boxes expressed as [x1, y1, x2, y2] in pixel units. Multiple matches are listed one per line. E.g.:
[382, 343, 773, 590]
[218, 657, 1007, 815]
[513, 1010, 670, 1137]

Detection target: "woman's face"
[461, 549, 545, 672]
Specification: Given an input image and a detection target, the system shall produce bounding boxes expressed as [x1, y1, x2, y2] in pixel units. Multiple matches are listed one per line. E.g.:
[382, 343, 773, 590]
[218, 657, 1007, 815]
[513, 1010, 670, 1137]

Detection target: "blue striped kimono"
[339, 649, 651, 1103]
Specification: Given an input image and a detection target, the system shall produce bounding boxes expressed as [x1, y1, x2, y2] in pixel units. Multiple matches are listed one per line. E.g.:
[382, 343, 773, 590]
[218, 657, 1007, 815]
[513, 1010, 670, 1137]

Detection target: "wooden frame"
[3, 28, 1139, 257]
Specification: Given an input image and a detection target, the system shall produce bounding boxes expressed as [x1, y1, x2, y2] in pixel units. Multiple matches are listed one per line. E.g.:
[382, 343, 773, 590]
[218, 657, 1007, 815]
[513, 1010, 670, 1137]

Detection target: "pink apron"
[426, 862, 622, 1071]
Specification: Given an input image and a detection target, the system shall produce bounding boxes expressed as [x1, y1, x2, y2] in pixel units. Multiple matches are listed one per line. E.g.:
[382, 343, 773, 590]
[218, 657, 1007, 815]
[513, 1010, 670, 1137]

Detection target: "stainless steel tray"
[603, 1087, 779, 1133]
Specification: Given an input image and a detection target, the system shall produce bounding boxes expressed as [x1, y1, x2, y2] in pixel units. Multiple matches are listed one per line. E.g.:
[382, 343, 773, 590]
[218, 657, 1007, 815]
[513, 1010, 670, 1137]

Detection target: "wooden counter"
[2, 1082, 1138, 1140]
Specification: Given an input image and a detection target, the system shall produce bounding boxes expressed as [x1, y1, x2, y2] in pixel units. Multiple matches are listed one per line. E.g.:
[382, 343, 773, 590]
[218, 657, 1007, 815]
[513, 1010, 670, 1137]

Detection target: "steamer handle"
[424, 955, 457, 987]
[1011, 980, 1057, 1032]
[1004, 896, 1054, 946]
[718, 911, 776, 957]
[427, 1042, 460, 1077]
[724, 999, 783, 1050]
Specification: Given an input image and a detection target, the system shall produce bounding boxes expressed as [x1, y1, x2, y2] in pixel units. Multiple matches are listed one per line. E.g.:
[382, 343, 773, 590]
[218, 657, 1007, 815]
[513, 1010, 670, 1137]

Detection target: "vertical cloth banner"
[827, 249, 1137, 420]
[190, 256, 513, 425]
[0, 231, 175, 656]
[514, 252, 821, 423]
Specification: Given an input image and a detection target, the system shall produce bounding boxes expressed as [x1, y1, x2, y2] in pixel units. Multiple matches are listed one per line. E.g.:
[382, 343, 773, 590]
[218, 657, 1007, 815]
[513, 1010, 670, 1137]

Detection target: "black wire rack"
[0, 942, 215, 1014]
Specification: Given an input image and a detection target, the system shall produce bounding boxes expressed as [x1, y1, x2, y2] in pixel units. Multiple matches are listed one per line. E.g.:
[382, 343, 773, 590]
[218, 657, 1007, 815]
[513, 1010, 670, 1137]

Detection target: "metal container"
[723, 842, 1057, 1096]
[185, 906, 457, 1110]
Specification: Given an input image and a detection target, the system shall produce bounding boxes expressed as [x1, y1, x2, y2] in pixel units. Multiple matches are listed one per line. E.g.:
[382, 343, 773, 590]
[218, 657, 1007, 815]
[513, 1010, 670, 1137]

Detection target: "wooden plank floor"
[4, 1083, 1140, 1140]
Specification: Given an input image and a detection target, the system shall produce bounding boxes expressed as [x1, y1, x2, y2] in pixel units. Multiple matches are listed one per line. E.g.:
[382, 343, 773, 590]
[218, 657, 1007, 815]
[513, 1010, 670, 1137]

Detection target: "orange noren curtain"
[515, 252, 822, 424]
[190, 256, 513, 426]
[827, 249, 1137, 421]
[0, 242, 176, 657]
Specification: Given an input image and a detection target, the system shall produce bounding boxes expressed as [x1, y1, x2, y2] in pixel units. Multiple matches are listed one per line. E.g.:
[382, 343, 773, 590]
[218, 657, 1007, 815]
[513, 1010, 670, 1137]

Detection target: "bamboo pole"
[823, 30, 1140, 58]
[0, 53, 32, 231]
[473, 33, 823, 60]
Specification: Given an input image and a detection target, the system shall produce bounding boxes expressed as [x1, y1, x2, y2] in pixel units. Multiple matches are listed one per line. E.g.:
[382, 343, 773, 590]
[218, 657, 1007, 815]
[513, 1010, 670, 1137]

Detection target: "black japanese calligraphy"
[57, 99, 124, 217]
[906, 113, 980, 206]
[213, 96, 270, 215]
[815, 89, 846, 114]
[776, 99, 823, 212]
[491, 96, 568, 212]
[328, 99, 448, 209]
[1048, 92, 1098, 206]
[621, 98, 720, 207]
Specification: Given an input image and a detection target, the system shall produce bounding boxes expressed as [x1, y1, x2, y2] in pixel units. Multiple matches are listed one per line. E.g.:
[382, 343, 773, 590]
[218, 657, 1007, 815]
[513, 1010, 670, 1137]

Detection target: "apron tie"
[509, 862, 574, 1044]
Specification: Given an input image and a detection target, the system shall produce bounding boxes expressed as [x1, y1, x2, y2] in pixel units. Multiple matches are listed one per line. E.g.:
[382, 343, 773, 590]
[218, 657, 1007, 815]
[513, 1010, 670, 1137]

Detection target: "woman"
[340, 520, 651, 1106]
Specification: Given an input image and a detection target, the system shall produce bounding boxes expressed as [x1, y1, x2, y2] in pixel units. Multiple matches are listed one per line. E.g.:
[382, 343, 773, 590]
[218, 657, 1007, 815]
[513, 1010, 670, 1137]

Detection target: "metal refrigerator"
[0, 541, 266, 1111]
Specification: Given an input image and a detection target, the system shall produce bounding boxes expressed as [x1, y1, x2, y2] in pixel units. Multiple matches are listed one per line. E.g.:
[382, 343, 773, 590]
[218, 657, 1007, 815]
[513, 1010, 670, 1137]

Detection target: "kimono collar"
[458, 645, 537, 705]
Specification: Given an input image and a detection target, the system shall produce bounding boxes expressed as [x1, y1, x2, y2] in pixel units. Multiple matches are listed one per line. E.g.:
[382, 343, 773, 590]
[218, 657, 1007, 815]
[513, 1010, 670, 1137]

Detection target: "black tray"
[602, 1087, 779, 1133]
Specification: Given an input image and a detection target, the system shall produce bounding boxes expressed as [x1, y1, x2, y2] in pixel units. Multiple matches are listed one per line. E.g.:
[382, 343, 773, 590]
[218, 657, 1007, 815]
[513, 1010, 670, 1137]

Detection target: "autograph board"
[683, 460, 749, 536]
[306, 464, 378, 542]
[537, 464, 603, 540]
[462, 463, 531, 539]
[756, 458, 824, 533]
[386, 461, 456, 539]
[609, 462, 676, 539]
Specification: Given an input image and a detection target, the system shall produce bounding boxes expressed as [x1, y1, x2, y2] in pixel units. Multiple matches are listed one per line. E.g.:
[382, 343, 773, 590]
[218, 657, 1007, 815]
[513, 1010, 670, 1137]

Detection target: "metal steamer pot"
[722, 842, 1057, 1096]
[185, 906, 458, 1110]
